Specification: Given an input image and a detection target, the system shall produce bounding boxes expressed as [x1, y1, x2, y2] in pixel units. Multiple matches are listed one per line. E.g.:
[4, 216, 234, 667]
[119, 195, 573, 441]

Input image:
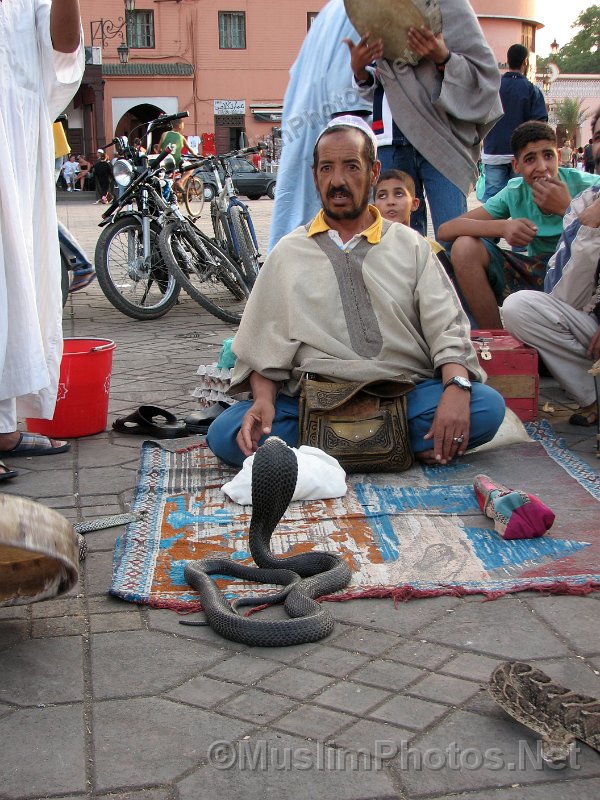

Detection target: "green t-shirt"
[483, 167, 600, 257]
[160, 131, 185, 167]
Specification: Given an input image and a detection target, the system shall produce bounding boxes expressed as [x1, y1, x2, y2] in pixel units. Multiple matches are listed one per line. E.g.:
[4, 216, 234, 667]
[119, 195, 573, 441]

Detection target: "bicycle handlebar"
[100, 145, 176, 219]
[147, 110, 189, 132]
[179, 141, 271, 173]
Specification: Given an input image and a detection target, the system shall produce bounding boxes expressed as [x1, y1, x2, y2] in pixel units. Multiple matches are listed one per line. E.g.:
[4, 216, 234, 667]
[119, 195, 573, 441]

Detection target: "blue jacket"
[483, 72, 548, 156]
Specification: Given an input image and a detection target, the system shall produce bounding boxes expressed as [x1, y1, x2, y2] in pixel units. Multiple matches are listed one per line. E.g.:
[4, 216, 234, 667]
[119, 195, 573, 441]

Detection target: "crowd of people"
[1, 0, 599, 485]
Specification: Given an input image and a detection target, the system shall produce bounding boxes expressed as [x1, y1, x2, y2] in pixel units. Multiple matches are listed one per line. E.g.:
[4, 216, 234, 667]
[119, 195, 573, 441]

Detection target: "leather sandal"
[112, 405, 188, 439]
[184, 402, 229, 434]
[568, 403, 598, 427]
[0, 460, 17, 481]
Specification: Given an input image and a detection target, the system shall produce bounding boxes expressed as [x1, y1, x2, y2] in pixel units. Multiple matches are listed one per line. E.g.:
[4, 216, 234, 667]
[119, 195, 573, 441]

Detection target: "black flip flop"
[112, 405, 188, 439]
[0, 459, 17, 481]
[184, 402, 229, 434]
[568, 405, 598, 427]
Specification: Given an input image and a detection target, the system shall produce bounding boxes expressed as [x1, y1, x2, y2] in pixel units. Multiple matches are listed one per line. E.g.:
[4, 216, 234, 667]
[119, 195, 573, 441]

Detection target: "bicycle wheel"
[230, 205, 260, 286]
[94, 216, 180, 320]
[159, 221, 249, 324]
[184, 175, 205, 218]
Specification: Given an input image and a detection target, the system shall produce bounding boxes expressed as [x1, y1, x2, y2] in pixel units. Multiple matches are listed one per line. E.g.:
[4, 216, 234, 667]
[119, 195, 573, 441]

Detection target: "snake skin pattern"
[183, 437, 352, 647]
[489, 661, 600, 762]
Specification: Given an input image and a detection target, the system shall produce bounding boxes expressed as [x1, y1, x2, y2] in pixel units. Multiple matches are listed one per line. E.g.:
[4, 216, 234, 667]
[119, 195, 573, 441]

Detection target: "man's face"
[593, 118, 600, 173]
[513, 139, 559, 186]
[313, 129, 379, 221]
[374, 179, 419, 225]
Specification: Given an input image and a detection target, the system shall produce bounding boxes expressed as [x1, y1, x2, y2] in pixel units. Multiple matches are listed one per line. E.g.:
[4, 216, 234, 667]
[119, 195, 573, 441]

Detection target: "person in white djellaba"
[0, 0, 84, 482]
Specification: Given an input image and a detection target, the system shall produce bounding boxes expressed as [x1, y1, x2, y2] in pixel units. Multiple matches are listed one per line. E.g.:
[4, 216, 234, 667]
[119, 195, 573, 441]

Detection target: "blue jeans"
[378, 143, 467, 240]
[207, 380, 506, 467]
[482, 163, 515, 202]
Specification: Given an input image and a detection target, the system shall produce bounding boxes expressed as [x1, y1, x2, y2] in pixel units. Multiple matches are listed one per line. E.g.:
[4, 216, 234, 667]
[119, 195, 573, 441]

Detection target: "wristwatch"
[444, 376, 472, 393]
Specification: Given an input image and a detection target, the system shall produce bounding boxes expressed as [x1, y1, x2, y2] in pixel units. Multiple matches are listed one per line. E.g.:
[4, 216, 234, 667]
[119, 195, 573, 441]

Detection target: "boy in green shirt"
[438, 121, 599, 328]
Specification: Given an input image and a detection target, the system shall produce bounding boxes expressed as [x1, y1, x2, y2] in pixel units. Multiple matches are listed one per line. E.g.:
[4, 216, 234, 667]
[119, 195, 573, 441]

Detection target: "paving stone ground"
[0, 192, 599, 800]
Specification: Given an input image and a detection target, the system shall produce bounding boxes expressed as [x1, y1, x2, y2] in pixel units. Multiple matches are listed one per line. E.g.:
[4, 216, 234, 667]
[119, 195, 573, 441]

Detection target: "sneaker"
[69, 269, 96, 293]
[67, 187, 72, 192]
[73, 187, 81, 192]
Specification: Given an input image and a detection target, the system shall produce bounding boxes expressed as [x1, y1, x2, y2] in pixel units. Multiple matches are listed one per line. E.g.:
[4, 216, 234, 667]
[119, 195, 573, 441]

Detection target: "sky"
[535, 3, 592, 54]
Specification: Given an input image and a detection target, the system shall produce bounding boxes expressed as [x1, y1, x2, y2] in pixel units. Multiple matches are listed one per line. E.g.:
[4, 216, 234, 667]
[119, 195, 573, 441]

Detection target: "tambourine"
[0, 494, 79, 606]
[344, 0, 442, 66]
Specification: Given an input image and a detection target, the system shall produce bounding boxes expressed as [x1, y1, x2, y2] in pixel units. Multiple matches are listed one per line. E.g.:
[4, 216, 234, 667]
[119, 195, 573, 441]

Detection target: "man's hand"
[423, 387, 471, 464]
[531, 177, 571, 217]
[503, 218, 538, 247]
[343, 32, 384, 82]
[236, 399, 276, 458]
[406, 26, 449, 64]
[588, 326, 600, 361]
[578, 198, 600, 229]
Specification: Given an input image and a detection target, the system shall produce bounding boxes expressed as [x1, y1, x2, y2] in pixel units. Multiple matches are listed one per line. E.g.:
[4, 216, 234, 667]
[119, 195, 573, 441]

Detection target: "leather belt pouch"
[298, 374, 415, 473]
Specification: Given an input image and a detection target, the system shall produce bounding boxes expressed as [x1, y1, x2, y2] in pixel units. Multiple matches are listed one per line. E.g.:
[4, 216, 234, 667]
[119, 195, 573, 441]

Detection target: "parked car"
[193, 156, 276, 201]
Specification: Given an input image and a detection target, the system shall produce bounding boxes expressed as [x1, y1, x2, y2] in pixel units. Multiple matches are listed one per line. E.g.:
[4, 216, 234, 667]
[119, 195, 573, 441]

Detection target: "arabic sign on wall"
[214, 100, 246, 115]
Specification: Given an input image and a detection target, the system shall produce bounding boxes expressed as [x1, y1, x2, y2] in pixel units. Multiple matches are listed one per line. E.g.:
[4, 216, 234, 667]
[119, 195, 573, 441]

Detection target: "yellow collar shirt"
[307, 205, 383, 251]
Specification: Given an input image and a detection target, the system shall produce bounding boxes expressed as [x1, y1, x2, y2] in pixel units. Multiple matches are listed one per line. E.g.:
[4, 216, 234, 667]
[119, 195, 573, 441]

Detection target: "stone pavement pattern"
[0, 193, 599, 800]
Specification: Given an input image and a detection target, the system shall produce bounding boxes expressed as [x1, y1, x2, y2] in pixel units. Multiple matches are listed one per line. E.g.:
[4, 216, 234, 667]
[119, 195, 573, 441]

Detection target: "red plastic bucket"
[26, 338, 116, 438]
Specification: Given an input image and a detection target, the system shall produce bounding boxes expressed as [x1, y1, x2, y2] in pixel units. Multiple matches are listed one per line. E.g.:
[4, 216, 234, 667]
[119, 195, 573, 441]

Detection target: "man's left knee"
[473, 383, 506, 434]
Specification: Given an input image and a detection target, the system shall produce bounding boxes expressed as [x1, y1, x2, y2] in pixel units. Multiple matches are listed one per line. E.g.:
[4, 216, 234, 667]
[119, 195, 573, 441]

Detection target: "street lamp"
[117, 40, 129, 64]
[90, 0, 136, 61]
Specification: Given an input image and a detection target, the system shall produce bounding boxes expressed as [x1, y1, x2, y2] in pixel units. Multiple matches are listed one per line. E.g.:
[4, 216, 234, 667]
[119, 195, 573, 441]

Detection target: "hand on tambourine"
[407, 25, 449, 64]
[343, 32, 384, 81]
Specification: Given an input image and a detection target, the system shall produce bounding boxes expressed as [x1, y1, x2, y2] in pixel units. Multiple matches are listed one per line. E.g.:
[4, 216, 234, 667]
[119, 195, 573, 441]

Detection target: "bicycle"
[184, 143, 267, 287]
[95, 112, 250, 324]
[171, 165, 205, 218]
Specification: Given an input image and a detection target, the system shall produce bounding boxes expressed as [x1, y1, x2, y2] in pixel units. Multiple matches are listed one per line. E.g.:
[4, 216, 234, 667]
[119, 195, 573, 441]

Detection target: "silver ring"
[453, 435, 464, 444]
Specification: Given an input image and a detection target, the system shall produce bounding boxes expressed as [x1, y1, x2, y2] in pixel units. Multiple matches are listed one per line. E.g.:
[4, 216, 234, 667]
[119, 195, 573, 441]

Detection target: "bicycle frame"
[199, 153, 262, 263]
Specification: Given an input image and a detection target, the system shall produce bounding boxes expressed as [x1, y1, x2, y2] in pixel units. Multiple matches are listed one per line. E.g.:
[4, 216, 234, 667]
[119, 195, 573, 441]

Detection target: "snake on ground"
[489, 661, 600, 762]
[182, 436, 352, 647]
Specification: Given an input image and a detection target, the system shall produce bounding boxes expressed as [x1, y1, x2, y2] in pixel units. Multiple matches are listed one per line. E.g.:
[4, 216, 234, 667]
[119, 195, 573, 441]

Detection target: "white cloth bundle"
[222, 445, 347, 505]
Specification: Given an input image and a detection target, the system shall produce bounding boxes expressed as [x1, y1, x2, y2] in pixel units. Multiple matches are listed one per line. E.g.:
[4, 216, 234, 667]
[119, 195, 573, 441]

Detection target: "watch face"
[448, 376, 471, 390]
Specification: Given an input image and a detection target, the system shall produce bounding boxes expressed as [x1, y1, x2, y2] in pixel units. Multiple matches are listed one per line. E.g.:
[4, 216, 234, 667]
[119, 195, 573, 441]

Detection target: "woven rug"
[110, 422, 600, 611]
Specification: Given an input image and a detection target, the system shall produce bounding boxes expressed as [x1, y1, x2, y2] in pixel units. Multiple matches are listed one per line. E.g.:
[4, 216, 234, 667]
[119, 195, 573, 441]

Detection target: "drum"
[0, 494, 79, 606]
[344, 0, 442, 66]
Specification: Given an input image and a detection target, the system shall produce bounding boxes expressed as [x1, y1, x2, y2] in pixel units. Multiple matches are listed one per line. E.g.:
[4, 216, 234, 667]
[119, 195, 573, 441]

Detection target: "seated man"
[207, 116, 505, 468]
[503, 108, 600, 426]
[438, 121, 599, 329]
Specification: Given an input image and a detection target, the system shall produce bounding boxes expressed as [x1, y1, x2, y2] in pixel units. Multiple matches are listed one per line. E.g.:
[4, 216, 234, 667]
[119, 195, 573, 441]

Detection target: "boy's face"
[374, 179, 419, 225]
[512, 139, 559, 186]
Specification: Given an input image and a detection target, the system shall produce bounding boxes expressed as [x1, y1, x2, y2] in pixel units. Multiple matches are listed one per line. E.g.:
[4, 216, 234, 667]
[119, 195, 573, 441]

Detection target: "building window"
[521, 23, 535, 53]
[307, 12, 319, 30]
[219, 11, 246, 49]
[127, 10, 155, 49]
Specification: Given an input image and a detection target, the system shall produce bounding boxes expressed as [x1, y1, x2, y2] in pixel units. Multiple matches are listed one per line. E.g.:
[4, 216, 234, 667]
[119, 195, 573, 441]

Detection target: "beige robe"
[230, 221, 484, 396]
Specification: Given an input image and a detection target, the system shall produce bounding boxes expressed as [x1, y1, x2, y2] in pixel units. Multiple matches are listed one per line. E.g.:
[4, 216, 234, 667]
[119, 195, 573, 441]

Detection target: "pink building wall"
[75, 0, 597, 154]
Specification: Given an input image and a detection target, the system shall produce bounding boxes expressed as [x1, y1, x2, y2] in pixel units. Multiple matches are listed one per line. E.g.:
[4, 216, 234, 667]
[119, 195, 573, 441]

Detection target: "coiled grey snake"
[181, 437, 352, 647]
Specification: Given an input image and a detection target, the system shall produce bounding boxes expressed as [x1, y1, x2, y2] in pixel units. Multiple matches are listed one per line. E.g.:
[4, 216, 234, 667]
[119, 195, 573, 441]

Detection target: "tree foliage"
[543, 6, 600, 74]
[553, 98, 590, 140]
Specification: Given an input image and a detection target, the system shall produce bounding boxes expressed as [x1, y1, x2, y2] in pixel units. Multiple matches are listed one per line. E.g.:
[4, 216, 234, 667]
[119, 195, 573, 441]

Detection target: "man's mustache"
[327, 186, 351, 198]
